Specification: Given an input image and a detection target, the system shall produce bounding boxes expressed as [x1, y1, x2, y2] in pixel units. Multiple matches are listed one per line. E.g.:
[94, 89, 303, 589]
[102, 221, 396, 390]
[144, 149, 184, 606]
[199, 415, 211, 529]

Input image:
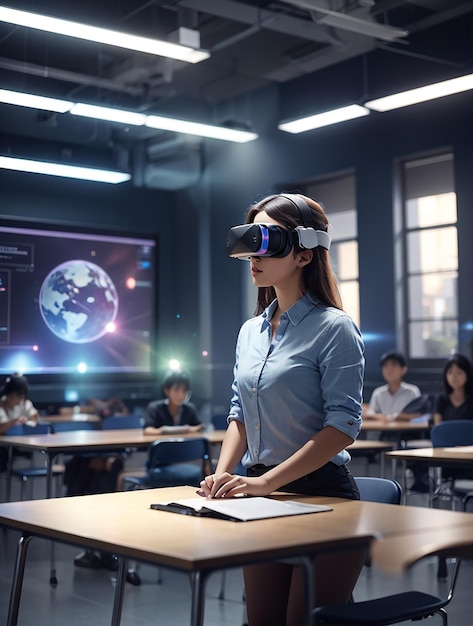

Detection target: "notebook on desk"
[150, 497, 332, 522]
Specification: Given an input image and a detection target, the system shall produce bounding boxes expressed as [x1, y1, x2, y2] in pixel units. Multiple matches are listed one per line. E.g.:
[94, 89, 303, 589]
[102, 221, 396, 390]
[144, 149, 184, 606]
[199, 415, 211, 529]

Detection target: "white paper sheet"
[154, 497, 332, 521]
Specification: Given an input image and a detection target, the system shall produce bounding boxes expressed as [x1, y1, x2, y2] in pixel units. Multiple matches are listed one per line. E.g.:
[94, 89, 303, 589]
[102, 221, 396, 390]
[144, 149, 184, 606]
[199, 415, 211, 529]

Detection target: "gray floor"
[0, 453, 472, 626]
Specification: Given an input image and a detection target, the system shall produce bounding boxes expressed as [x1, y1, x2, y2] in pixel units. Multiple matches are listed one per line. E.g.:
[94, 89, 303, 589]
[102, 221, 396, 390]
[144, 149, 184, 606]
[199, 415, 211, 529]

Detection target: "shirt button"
[252, 387, 257, 393]
[255, 423, 260, 429]
[348, 419, 354, 425]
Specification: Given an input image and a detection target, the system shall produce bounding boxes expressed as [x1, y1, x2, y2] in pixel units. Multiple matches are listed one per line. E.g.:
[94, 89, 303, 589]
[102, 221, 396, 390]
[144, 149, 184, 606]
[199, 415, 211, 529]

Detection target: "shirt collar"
[262, 294, 320, 328]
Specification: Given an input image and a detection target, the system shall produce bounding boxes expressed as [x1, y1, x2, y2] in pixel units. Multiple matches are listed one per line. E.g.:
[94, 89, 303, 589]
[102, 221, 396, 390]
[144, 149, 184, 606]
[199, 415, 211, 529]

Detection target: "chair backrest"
[430, 420, 473, 448]
[354, 476, 402, 504]
[211, 414, 228, 430]
[148, 437, 210, 470]
[101, 414, 143, 430]
[51, 420, 99, 433]
[5, 422, 53, 436]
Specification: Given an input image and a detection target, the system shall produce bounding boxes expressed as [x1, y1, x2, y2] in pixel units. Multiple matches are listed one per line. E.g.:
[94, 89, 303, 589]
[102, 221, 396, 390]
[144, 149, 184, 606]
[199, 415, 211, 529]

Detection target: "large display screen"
[0, 222, 156, 378]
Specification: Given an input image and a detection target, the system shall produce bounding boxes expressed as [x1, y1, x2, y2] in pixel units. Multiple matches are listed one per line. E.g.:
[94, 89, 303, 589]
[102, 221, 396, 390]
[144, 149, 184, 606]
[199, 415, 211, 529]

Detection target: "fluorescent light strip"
[0, 88, 258, 142]
[0, 156, 131, 183]
[146, 115, 258, 142]
[278, 104, 369, 133]
[365, 73, 473, 112]
[70, 102, 146, 126]
[0, 5, 209, 64]
[0, 88, 72, 112]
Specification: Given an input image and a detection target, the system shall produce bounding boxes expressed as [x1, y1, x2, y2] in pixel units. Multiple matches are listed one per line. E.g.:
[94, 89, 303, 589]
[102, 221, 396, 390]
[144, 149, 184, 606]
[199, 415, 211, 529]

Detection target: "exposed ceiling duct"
[0, 0, 471, 188]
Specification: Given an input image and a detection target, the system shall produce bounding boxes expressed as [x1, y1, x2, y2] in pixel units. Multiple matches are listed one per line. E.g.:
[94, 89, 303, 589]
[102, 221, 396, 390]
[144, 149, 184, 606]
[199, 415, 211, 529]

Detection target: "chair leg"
[218, 570, 226, 600]
[437, 606, 448, 626]
[437, 555, 448, 580]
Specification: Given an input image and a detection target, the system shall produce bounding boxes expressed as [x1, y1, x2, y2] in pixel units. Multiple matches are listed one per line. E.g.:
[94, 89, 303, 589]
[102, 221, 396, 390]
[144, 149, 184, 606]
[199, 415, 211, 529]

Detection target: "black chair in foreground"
[312, 476, 461, 626]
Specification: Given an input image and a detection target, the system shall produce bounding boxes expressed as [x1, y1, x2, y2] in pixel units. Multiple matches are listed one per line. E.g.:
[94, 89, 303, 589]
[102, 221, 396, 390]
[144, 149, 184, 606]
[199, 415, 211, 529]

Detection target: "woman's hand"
[198, 472, 272, 499]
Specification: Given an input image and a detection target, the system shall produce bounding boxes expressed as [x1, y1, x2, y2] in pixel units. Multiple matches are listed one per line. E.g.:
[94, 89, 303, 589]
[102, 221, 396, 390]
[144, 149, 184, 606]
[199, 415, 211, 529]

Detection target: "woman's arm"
[215, 419, 248, 473]
[199, 419, 247, 495]
[432, 412, 443, 426]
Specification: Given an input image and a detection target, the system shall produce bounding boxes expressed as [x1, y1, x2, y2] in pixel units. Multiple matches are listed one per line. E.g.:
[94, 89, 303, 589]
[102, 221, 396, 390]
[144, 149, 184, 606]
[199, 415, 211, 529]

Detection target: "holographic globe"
[40, 260, 118, 343]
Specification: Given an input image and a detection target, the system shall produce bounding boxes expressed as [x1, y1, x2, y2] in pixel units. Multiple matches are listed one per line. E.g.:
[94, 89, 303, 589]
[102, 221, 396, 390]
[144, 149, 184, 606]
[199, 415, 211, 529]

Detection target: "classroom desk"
[361, 419, 430, 434]
[371, 525, 473, 575]
[385, 445, 473, 497]
[39, 413, 101, 423]
[3, 487, 473, 626]
[0, 429, 226, 502]
[346, 440, 394, 476]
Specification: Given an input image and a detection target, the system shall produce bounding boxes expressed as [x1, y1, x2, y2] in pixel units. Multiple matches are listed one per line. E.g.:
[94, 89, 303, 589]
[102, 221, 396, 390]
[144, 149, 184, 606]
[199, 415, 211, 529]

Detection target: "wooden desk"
[0, 429, 226, 501]
[385, 446, 473, 497]
[2, 486, 473, 626]
[346, 440, 394, 476]
[362, 419, 430, 433]
[39, 413, 101, 423]
[371, 526, 473, 575]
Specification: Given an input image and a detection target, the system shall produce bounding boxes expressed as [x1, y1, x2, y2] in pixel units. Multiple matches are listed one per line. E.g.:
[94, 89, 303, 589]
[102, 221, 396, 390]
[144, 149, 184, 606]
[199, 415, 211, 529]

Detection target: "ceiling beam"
[177, 0, 339, 45]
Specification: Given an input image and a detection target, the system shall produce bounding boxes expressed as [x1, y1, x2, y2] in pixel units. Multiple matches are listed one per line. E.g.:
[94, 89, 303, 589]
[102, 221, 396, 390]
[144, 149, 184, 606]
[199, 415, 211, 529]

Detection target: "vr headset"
[226, 193, 331, 259]
[226, 224, 331, 259]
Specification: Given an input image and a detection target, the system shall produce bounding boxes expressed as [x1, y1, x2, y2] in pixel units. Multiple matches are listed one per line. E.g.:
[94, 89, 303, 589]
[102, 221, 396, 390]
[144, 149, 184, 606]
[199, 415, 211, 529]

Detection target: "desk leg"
[278, 556, 314, 626]
[189, 569, 210, 626]
[46, 453, 58, 586]
[6, 446, 13, 502]
[7, 533, 32, 626]
[401, 460, 408, 504]
[111, 557, 128, 626]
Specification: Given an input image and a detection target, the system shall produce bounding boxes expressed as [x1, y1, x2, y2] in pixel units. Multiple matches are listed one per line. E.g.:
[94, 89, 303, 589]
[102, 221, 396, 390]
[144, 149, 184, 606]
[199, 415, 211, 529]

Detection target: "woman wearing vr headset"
[199, 193, 366, 626]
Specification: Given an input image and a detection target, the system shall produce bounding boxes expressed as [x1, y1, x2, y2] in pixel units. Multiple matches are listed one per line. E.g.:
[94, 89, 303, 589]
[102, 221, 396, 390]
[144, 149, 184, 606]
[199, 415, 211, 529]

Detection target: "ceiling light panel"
[70, 103, 146, 126]
[365, 73, 473, 112]
[0, 156, 131, 183]
[0, 5, 210, 63]
[279, 104, 369, 133]
[145, 115, 258, 143]
[0, 89, 72, 113]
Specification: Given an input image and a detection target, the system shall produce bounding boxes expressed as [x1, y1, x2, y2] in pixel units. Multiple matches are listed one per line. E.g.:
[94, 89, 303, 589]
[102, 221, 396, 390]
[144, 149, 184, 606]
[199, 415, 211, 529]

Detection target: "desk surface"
[347, 440, 394, 451]
[1, 486, 473, 573]
[371, 525, 473, 574]
[362, 420, 430, 432]
[40, 413, 101, 423]
[385, 446, 473, 464]
[0, 487, 370, 572]
[0, 428, 225, 453]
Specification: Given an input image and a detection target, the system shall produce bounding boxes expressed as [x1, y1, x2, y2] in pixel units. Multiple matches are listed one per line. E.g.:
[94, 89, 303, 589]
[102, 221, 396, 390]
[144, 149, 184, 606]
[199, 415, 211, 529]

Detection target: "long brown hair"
[246, 193, 342, 314]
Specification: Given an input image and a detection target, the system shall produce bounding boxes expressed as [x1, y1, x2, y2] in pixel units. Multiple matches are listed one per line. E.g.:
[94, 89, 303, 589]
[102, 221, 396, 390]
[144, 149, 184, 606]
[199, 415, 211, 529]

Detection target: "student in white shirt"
[363, 351, 421, 422]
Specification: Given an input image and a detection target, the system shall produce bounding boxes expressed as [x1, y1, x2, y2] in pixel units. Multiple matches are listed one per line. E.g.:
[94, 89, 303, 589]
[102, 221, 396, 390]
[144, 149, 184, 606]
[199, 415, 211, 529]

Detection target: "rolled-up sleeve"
[318, 315, 364, 441]
[227, 329, 244, 424]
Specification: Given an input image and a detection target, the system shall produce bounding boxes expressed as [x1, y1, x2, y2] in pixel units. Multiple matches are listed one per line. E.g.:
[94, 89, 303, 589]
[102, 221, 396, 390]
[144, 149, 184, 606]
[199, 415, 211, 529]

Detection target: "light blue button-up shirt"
[228, 294, 364, 468]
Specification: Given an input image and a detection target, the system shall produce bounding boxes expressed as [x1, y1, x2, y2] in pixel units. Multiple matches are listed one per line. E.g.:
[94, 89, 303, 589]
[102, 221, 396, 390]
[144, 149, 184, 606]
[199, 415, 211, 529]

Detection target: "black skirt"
[247, 461, 360, 500]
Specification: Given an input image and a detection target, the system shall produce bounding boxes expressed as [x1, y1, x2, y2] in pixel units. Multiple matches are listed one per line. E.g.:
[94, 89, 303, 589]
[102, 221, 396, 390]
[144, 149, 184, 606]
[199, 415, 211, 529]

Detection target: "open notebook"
[150, 497, 332, 522]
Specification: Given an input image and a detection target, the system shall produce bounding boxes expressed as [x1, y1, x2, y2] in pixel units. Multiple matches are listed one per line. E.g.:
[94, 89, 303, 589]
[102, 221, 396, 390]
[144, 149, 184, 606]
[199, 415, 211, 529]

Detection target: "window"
[402, 154, 458, 358]
[306, 174, 360, 327]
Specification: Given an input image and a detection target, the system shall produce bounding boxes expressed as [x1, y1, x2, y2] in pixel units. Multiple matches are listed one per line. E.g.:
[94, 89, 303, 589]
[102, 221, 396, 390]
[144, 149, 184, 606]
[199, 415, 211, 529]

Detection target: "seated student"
[143, 370, 204, 436]
[143, 370, 205, 488]
[363, 351, 423, 422]
[432, 353, 473, 425]
[364, 351, 433, 492]
[0, 373, 39, 472]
